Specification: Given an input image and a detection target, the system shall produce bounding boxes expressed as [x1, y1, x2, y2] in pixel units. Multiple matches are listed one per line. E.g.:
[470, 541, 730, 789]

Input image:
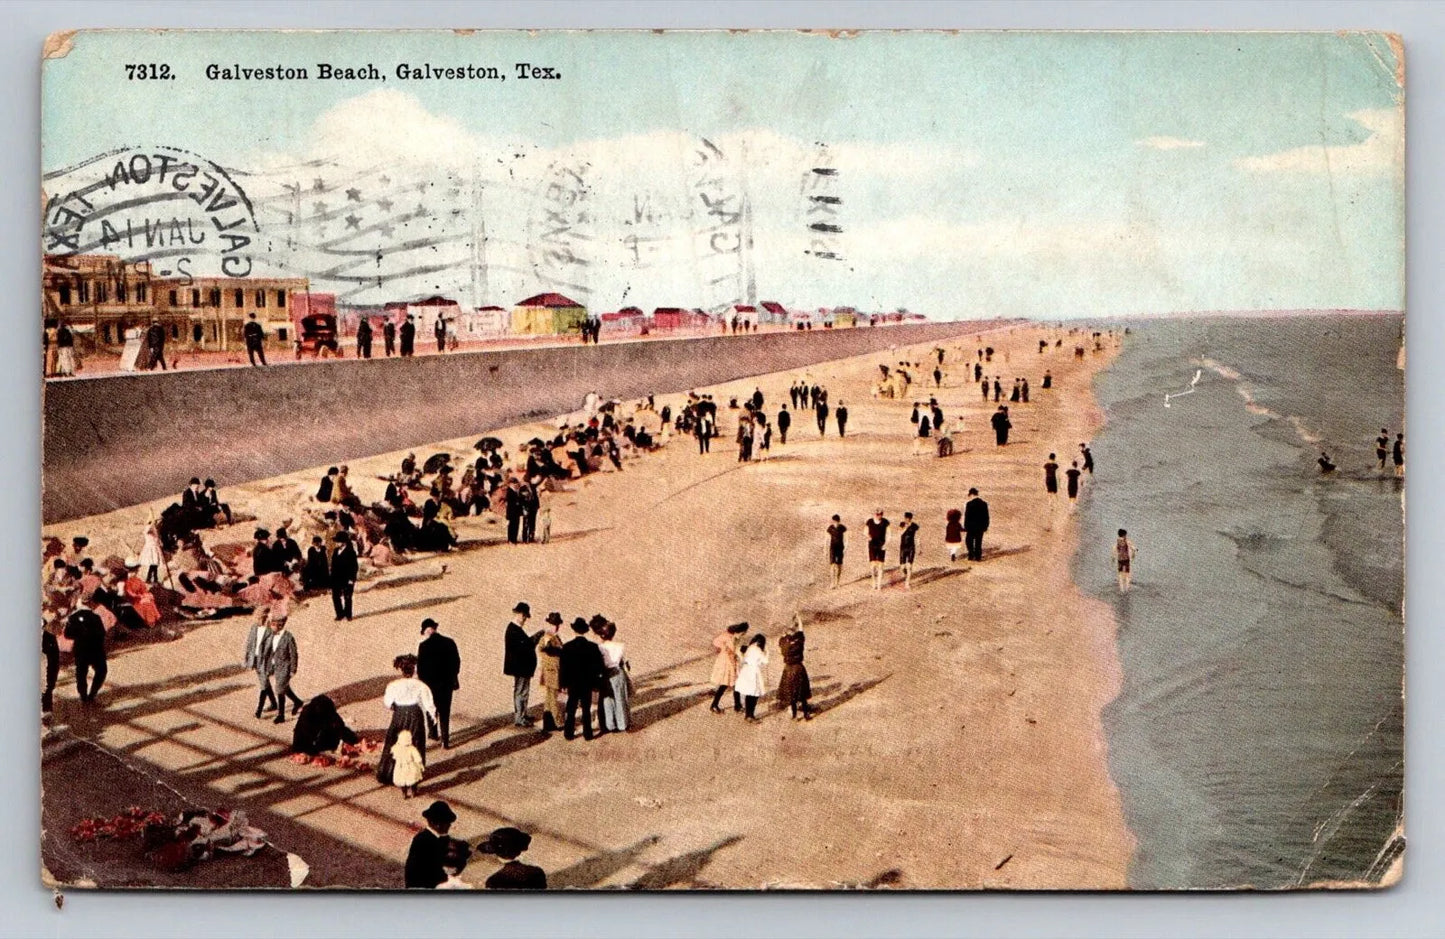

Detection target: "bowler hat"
[545, 611, 563, 626]
[420, 617, 439, 634]
[421, 801, 457, 827]
[476, 826, 531, 860]
[513, 602, 531, 617]
[571, 617, 590, 634]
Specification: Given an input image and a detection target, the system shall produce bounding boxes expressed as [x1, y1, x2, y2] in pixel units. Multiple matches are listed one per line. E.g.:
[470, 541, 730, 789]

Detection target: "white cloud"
[1135, 136, 1206, 150]
[1233, 108, 1402, 177]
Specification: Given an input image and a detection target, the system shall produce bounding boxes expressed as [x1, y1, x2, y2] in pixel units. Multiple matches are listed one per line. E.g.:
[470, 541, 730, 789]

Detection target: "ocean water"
[1078, 314, 1405, 889]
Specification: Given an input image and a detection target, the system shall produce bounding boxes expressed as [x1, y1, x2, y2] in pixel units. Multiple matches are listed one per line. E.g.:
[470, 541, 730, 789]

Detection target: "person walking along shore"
[1115, 529, 1137, 593]
[964, 488, 989, 561]
[777, 615, 812, 721]
[826, 515, 847, 588]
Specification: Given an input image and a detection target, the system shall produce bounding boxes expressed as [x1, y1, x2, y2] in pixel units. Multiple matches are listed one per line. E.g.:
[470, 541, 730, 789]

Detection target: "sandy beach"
[42, 325, 1132, 889]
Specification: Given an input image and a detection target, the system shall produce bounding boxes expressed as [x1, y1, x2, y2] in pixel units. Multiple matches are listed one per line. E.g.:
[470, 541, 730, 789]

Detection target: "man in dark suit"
[560, 617, 604, 740]
[330, 533, 359, 621]
[434, 316, 447, 353]
[243, 312, 267, 366]
[383, 319, 396, 357]
[405, 801, 456, 889]
[272, 526, 303, 575]
[777, 404, 790, 444]
[520, 481, 540, 543]
[815, 399, 829, 436]
[64, 605, 108, 704]
[399, 315, 416, 357]
[356, 317, 373, 359]
[145, 319, 168, 370]
[180, 477, 205, 526]
[504, 603, 537, 727]
[251, 529, 276, 576]
[418, 618, 461, 748]
[963, 487, 990, 562]
[504, 480, 525, 545]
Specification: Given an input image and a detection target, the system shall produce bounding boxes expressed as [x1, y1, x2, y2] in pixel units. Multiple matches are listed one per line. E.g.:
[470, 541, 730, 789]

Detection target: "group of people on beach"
[1318, 429, 1404, 478]
[46, 325, 1151, 889]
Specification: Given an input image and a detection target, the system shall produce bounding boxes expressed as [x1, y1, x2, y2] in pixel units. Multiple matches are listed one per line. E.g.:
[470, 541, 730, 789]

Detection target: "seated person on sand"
[385, 509, 418, 553]
[122, 565, 162, 627]
[365, 535, 398, 571]
[290, 694, 360, 756]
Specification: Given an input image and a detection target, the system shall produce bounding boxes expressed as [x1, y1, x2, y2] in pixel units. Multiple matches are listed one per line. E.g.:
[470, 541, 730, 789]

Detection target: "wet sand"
[42, 326, 1131, 889]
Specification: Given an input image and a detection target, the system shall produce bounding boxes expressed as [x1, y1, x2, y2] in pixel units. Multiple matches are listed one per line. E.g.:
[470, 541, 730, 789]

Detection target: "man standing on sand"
[504, 603, 537, 727]
[993, 377, 1002, 402]
[981, 374, 990, 401]
[836, 401, 849, 437]
[266, 615, 303, 724]
[865, 509, 890, 590]
[504, 479, 525, 544]
[1066, 460, 1083, 504]
[1393, 433, 1405, 477]
[777, 404, 791, 444]
[1375, 429, 1390, 471]
[974, 362, 983, 383]
[536, 613, 565, 733]
[65, 605, 108, 705]
[963, 488, 989, 562]
[561, 617, 604, 741]
[827, 515, 847, 588]
[418, 618, 461, 749]
[1080, 443, 1095, 474]
[435, 316, 447, 353]
[991, 406, 1012, 446]
[816, 397, 830, 437]
[244, 313, 267, 366]
[330, 532, 358, 621]
[898, 512, 919, 589]
[384, 318, 397, 357]
[1115, 529, 1137, 593]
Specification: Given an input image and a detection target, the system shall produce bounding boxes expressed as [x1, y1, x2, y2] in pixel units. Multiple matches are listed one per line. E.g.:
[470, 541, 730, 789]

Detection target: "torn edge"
[42, 31, 75, 60]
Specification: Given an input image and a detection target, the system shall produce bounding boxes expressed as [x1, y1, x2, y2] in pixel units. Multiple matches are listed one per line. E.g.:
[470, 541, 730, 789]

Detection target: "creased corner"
[42, 31, 76, 61]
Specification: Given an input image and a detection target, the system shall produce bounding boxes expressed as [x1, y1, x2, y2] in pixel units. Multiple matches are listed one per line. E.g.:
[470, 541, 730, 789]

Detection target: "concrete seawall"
[43, 321, 994, 522]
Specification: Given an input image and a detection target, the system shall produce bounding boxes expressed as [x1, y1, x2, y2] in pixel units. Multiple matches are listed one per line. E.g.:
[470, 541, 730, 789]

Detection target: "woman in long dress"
[708, 622, 749, 713]
[119, 327, 144, 372]
[55, 323, 78, 376]
[733, 634, 769, 724]
[776, 615, 813, 721]
[375, 654, 437, 786]
[597, 620, 631, 733]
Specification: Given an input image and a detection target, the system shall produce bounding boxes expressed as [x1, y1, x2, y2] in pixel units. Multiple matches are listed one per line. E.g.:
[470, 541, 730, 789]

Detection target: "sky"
[41, 29, 1404, 318]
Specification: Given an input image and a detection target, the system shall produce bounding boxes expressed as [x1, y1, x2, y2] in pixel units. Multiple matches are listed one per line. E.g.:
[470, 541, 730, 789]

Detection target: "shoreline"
[43, 325, 1134, 889]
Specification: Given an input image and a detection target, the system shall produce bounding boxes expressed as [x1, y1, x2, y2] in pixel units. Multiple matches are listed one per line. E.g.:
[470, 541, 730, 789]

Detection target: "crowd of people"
[45, 325, 1153, 888]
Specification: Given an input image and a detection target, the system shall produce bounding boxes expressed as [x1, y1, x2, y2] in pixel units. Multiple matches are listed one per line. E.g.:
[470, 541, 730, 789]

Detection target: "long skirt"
[777, 663, 811, 708]
[601, 668, 630, 732]
[56, 348, 77, 376]
[375, 704, 427, 785]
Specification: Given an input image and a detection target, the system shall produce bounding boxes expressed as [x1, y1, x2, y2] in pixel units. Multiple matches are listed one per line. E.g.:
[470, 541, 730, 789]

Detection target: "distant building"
[512, 292, 587, 335]
[652, 307, 712, 331]
[759, 301, 790, 326]
[832, 307, 858, 328]
[43, 254, 162, 350]
[155, 275, 308, 349]
[468, 305, 510, 337]
[384, 296, 463, 340]
[601, 306, 647, 335]
[732, 304, 758, 329]
[43, 253, 308, 351]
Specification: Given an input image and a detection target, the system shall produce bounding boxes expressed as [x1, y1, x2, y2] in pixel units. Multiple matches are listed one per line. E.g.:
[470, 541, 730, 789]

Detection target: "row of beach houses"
[42, 253, 924, 354]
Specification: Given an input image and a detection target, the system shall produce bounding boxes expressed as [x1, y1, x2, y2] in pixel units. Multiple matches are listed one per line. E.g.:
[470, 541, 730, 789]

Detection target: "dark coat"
[964, 497, 990, 533]
[559, 635, 604, 691]
[330, 544, 359, 584]
[485, 861, 547, 890]
[301, 547, 330, 590]
[291, 695, 358, 756]
[418, 632, 461, 690]
[64, 609, 106, 659]
[316, 475, 335, 503]
[243, 320, 264, 346]
[251, 542, 278, 576]
[503, 622, 538, 677]
[404, 829, 447, 889]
